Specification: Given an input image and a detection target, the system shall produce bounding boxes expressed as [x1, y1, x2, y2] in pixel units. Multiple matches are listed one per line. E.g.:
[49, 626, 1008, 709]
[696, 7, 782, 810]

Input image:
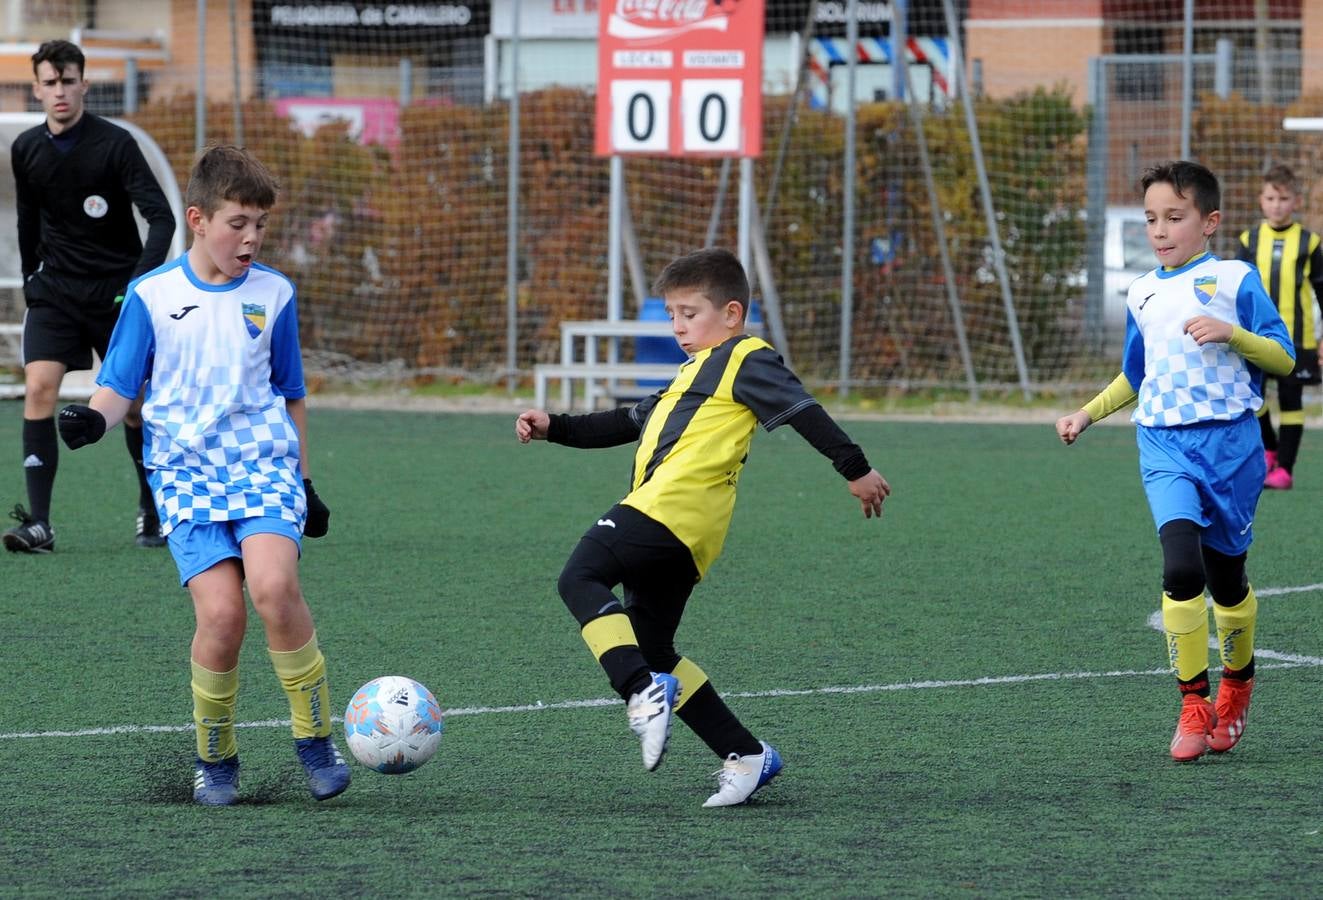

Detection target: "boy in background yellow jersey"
[1237, 164, 1323, 490]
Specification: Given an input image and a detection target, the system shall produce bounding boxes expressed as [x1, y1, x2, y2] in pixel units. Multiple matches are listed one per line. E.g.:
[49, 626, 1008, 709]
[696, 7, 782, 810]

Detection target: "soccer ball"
[343, 675, 444, 774]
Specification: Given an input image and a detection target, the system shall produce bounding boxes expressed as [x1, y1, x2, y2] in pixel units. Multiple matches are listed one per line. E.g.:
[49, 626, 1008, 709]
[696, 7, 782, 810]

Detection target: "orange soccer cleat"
[1208, 676, 1254, 753]
[1170, 694, 1217, 762]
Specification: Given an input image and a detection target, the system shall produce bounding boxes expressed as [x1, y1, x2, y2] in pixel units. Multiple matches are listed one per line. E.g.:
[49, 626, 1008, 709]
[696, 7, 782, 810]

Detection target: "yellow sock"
[1213, 586, 1257, 673]
[191, 660, 238, 762]
[670, 657, 708, 712]
[268, 634, 332, 739]
[1162, 593, 1209, 682]
[580, 612, 639, 660]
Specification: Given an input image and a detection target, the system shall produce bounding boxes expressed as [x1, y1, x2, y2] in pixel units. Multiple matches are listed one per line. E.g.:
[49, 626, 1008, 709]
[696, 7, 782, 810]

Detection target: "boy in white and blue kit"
[1056, 160, 1294, 763]
[55, 145, 351, 805]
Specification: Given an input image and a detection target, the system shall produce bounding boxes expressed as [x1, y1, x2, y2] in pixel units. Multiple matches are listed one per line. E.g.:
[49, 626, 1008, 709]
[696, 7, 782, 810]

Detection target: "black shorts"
[574, 503, 699, 608]
[1285, 347, 1322, 385]
[21, 269, 128, 370]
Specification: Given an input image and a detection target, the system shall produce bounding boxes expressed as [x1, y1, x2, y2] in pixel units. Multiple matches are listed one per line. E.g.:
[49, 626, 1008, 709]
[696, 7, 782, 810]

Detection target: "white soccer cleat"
[702, 741, 783, 808]
[626, 672, 680, 771]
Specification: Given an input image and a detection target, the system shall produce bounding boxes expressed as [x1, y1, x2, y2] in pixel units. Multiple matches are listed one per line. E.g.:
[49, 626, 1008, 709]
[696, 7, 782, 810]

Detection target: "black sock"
[1277, 424, 1303, 473]
[21, 417, 58, 524]
[1259, 412, 1277, 451]
[123, 424, 153, 507]
[599, 646, 653, 699]
[1177, 671, 1210, 699]
[675, 682, 761, 758]
[1224, 657, 1256, 682]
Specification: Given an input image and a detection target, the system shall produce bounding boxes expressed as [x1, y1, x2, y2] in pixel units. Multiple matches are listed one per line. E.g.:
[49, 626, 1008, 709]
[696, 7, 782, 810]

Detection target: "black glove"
[58, 404, 107, 450]
[303, 478, 330, 538]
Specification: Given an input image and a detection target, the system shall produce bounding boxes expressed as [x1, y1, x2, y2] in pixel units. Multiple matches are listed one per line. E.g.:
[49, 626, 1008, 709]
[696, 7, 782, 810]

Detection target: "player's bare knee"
[196, 602, 247, 645]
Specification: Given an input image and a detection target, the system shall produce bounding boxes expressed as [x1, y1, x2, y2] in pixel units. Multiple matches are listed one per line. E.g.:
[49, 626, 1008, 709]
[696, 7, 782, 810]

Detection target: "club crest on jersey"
[242, 302, 265, 338]
[83, 195, 108, 218]
[1193, 275, 1218, 305]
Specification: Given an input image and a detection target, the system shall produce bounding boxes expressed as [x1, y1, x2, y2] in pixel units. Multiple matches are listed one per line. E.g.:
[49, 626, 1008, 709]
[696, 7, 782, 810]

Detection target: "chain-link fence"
[1, 0, 1320, 400]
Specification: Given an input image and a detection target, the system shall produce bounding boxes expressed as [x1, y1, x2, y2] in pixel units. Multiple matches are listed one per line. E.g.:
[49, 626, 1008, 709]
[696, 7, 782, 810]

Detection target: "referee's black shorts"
[21, 269, 129, 371]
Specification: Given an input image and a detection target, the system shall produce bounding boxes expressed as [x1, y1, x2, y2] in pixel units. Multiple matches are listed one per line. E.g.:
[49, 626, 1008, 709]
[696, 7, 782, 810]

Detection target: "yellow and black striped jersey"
[622, 334, 816, 578]
[1238, 222, 1323, 350]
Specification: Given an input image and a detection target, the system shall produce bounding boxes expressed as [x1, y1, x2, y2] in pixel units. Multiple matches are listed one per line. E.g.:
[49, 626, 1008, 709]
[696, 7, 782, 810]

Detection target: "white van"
[1102, 205, 1152, 349]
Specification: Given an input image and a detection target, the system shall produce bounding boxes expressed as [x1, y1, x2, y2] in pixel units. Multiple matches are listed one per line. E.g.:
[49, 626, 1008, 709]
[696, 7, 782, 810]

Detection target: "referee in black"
[4, 39, 175, 553]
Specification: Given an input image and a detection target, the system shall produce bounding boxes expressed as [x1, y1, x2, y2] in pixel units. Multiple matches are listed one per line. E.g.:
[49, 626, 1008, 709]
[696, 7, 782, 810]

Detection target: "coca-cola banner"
[594, 0, 765, 157]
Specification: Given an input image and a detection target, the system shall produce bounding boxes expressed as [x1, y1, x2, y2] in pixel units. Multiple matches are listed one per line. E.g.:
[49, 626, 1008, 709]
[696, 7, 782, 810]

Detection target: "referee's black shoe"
[136, 506, 166, 549]
[3, 504, 54, 554]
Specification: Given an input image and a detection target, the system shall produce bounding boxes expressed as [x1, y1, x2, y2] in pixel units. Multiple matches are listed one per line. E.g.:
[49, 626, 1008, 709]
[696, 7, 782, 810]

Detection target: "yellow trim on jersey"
[1082, 371, 1137, 423]
[1213, 586, 1256, 672]
[580, 612, 638, 660]
[1227, 325, 1295, 376]
[670, 657, 709, 712]
[191, 659, 239, 762]
[624, 336, 772, 579]
[269, 634, 332, 739]
[1162, 593, 1209, 682]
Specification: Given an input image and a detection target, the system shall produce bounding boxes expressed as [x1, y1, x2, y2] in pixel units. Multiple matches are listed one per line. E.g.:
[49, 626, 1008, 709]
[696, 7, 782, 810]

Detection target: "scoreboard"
[594, 0, 764, 157]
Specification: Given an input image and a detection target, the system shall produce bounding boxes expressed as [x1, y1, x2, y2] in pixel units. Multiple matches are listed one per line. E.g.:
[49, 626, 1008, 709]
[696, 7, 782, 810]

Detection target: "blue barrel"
[635, 297, 688, 386]
[635, 297, 765, 386]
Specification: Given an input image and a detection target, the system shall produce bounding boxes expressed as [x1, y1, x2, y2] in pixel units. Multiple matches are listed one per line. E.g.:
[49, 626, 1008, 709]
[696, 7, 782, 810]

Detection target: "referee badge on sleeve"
[242, 303, 266, 338]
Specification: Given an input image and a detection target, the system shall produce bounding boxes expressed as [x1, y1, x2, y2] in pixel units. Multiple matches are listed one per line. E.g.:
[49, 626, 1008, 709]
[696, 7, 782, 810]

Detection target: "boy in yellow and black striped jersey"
[515, 248, 889, 808]
[1237, 164, 1323, 490]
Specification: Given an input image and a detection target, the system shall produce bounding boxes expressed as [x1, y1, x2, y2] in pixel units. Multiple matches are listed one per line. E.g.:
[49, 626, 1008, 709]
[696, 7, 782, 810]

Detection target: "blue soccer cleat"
[627, 672, 680, 771]
[295, 735, 351, 801]
[193, 755, 241, 806]
[702, 741, 783, 808]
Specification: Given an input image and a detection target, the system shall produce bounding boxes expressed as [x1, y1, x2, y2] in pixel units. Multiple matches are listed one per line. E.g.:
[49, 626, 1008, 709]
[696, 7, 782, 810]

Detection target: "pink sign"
[275, 97, 402, 148]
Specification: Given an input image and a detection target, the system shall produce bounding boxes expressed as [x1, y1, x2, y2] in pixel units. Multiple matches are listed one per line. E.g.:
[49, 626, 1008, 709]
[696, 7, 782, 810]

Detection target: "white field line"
[5, 584, 1323, 743]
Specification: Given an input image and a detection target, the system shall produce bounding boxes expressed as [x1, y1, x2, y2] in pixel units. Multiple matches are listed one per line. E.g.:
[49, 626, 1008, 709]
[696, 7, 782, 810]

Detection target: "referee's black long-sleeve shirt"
[12, 112, 175, 290]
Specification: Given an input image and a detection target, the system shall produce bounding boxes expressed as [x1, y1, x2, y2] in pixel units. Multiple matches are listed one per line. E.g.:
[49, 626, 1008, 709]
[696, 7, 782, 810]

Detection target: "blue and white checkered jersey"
[1122, 253, 1292, 428]
[97, 256, 307, 535]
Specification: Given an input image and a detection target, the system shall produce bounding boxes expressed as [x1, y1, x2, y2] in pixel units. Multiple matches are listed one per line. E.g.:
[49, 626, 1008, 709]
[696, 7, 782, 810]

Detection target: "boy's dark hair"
[1140, 160, 1220, 216]
[1262, 163, 1299, 195]
[32, 40, 85, 79]
[651, 248, 750, 319]
[185, 145, 279, 217]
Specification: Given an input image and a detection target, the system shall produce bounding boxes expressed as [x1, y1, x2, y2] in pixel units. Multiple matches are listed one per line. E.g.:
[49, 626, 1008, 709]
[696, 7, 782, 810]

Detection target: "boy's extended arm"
[787, 404, 889, 518]
[546, 407, 642, 448]
[286, 397, 312, 479]
[285, 396, 330, 537]
[1057, 372, 1135, 445]
[786, 404, 871, 480]
[57, 386, 133, 449]
[1226, 325, 1295, 376]
[1082, 371, 1138, 423]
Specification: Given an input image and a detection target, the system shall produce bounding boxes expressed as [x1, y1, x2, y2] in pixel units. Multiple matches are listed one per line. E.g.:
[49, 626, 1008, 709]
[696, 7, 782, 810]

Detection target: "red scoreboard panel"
[594, 0, 765, 158]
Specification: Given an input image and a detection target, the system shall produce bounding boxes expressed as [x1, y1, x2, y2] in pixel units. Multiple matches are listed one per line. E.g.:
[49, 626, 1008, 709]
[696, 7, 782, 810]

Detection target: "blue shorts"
[1136, 412, 1265, 556]
[167, 517, 303, 586]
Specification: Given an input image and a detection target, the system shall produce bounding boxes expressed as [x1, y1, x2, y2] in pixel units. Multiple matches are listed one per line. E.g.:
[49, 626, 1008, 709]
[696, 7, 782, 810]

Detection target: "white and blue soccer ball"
[344, 675, 444, 774]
